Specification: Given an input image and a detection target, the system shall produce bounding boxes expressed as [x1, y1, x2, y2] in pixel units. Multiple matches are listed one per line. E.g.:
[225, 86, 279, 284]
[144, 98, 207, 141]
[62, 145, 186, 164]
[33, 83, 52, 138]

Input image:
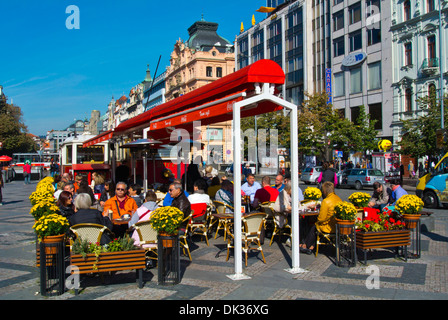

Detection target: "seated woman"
[57, 190, 75, 218]
[301, 181, 342, 255]
[214, 179, 234, 213]
[128, 190, 159, 228]
[69, 193, 114, 245]
[99, 180, 115, 208]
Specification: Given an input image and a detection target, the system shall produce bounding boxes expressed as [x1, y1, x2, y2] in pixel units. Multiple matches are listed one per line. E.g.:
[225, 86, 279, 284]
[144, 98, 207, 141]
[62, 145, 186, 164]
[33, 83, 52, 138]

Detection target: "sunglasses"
[116, 188, 126, 191]
[169, 189, 175, 192]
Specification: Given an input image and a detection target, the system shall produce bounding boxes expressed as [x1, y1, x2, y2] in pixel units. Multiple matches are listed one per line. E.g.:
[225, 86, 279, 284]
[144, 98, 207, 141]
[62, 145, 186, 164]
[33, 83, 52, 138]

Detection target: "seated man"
[390, 179, 408, 205]
[188, 179, 210, 220]
[301, 181, 342, 255]
[169, 182, 191, 233]
[271, 174, 285, 192]
[368, 181, 393, 211]
[241, 173, 261, 205]
[163, 179, 189, 206]
[102, 182, 138, 220]
[253, 176, 280, 209]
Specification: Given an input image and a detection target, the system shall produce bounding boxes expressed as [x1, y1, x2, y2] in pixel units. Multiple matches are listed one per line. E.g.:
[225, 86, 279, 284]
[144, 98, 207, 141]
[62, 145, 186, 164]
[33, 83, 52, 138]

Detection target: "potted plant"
[395, 194, 424, 229]
[348, 192, 371, 208]
[29, 177, 55, 206]
[30, 200, 60, 220]
[149, 206, 184, 247]
[33, 213, 70, 253]
[333, 201, 357, 235]
[302, 187, 322, 209]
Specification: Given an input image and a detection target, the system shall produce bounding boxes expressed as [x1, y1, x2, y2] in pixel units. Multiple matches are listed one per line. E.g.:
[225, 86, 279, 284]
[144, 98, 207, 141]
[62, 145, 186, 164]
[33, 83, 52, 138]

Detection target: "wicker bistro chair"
[179, 213, 193, 261]
[226, 212, 267, 267]
[259, 201, 275, 231]
[315, 225, 336, 257]
[212, 200, 234, 240]
[132, 220, 158, 262]
[155, 191, 166, 206]
[70, 223, 115, 245]
[189, 203, 210, 246]
[269, 211, 292, 246]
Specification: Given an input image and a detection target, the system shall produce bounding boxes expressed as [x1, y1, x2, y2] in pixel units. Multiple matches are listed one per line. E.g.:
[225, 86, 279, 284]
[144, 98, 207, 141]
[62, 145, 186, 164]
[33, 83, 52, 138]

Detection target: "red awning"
[82, 130, 113, 148]
[112, 59, 285, 136]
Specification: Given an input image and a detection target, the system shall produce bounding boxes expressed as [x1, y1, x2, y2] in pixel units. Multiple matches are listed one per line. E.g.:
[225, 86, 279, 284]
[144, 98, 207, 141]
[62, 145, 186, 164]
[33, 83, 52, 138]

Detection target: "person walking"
[0, 167, 3, 205]
[408, 160, 415, 179]
[23, 160, 31, 184]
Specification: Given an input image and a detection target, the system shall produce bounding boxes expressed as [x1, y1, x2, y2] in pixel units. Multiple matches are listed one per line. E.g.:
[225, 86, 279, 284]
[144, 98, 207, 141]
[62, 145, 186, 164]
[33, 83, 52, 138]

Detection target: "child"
[128, 184, 143, 207]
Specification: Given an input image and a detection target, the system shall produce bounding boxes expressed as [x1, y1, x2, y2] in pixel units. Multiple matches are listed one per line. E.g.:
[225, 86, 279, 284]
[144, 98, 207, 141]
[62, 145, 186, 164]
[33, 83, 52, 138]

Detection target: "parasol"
[0, 155, 12, 162]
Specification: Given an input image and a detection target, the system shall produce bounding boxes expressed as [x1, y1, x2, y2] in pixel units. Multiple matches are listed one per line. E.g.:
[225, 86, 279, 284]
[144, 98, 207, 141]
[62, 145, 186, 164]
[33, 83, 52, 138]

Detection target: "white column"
[228, 100, 250, 281]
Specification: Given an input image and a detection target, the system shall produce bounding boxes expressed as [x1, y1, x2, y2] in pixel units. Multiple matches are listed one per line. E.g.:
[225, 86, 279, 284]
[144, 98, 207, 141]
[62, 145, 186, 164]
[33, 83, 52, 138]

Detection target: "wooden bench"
[69, 249, 146, 294]
[356, 230, 411, 264]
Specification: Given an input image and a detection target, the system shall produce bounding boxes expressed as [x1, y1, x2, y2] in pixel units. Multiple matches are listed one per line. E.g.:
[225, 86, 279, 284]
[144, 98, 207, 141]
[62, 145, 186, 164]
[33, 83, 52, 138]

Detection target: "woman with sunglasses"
[57, 190, 75, 218]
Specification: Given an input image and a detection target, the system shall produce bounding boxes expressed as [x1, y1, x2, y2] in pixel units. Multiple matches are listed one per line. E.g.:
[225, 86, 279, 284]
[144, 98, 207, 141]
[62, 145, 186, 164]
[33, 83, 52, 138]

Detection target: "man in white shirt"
[241, 173, 261, 204]
[188, 179, 210, 205]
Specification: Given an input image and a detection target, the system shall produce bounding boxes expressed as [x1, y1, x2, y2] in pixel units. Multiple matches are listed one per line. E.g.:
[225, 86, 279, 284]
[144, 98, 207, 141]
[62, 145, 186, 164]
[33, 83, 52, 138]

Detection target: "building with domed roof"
[164, 18, 235, 164]
[165, 18, 235, 101]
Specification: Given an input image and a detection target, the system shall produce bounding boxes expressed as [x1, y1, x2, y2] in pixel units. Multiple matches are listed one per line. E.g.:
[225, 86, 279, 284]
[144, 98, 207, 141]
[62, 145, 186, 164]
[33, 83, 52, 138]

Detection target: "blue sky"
[1, 0, 268, 136]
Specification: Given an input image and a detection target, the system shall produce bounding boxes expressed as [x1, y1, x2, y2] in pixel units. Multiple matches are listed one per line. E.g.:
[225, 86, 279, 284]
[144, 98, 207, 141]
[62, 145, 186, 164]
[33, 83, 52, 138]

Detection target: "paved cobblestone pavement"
[1, 179, 448, 303]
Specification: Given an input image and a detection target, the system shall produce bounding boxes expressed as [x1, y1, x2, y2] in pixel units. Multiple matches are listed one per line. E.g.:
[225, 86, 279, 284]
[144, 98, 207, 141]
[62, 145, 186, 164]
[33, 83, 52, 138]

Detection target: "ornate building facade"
[165, 19, 235, 164]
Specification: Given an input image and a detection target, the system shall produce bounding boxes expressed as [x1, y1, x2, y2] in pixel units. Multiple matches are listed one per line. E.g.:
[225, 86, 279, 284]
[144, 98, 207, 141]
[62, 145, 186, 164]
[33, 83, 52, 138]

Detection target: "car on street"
[301, 166, 341, 185]
[339, 168, 385, 190]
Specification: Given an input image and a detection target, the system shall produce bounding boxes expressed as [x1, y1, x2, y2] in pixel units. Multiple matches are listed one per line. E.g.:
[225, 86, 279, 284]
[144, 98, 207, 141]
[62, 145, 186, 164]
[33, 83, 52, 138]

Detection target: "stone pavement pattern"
[1, 180, 448, 300]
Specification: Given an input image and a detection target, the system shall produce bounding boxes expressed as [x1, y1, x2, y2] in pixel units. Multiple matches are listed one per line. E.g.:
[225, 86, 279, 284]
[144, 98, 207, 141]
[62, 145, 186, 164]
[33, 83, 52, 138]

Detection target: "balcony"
[421, 57, 440, 76]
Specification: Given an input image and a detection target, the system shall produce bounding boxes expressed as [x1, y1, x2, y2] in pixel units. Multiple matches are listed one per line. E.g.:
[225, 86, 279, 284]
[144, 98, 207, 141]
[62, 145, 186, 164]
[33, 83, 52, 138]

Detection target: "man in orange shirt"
[102, 182, 138, 220]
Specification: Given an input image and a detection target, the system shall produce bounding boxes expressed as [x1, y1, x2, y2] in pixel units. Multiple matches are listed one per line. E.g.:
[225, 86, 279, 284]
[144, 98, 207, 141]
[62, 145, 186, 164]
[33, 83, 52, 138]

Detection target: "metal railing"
[421, 57, 439, 69]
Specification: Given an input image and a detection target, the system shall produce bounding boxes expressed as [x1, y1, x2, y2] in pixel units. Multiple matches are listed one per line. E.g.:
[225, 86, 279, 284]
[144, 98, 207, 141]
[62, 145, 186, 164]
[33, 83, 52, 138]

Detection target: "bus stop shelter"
[83, 59, 305, 278]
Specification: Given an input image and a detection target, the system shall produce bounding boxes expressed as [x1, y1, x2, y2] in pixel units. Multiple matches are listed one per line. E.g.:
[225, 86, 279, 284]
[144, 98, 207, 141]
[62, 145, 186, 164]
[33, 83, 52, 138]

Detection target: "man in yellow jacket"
[301, 181, 342, 254]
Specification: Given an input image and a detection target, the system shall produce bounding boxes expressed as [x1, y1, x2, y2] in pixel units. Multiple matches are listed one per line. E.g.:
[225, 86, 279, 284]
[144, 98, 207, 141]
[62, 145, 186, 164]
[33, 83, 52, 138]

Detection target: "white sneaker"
[285, 238, 291, 247]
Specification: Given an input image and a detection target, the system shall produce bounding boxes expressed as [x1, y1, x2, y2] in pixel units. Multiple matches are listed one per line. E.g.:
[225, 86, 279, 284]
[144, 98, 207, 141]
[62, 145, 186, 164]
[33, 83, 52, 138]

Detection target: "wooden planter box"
[356, 229, 410, 250]
[69, 249, 146, 294]
[356, 229, 411, 264]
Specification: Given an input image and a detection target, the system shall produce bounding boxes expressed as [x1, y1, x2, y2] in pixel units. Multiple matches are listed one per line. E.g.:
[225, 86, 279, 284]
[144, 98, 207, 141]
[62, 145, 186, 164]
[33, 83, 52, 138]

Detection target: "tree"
[296, 92, 377, 161]
[398, 89, 448, 159]
[0, 98, 36, 155]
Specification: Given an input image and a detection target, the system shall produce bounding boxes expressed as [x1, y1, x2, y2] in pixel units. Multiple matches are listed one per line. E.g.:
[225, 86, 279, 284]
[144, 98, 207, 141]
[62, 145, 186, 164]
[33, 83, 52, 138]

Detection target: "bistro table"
[112, 218, 131, 238]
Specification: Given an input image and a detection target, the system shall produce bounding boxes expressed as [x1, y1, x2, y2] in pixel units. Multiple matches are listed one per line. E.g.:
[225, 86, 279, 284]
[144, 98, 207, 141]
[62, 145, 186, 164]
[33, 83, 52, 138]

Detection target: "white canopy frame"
[229, 82, 307, 280]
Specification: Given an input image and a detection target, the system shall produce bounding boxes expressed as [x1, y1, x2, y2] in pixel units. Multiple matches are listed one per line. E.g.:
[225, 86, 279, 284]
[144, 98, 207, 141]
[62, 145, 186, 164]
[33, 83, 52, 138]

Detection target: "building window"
[351, 106, 361, 124]
[429, 83, 437, 97]
[428, 35, 436, 61]
[405, 42, 412, 66]
[216, 67, 222, 78]
[405, 88, 413, 112]
[350, 67, 362, 94]
[206, 66, 213, 77]
[349, 2, 362, 25]
[368, 62, 381, 90]
[334, 72, 345, 97]
[367, 25, 381, 46]
[333, 10, 344, 31]
[369, 103, 383, 130]
[334, 36, 345, 57]
[427, 0, 435, 12]
[349, 31, 362, 52]
[404, 0, 411, 20]
[334, 0, 343, 5]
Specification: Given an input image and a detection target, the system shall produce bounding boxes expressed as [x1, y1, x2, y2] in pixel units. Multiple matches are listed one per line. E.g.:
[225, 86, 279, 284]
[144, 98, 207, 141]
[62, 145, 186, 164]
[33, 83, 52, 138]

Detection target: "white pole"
[287, 104, 303, 273]
[439, 0, 445, 129]
[228, 100, 250, 280]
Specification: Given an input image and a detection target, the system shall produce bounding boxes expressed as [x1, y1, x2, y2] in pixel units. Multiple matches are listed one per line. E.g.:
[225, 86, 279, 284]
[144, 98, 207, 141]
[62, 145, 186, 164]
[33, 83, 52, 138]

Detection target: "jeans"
[24, 173, 30, 184]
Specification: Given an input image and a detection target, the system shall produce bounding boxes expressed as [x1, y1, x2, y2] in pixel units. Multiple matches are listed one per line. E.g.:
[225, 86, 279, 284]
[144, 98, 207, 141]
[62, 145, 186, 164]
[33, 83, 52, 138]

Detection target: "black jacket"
[171, 192, 191, 228]
[59, 205, 75, 218]
[68, 208, 114, 244]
